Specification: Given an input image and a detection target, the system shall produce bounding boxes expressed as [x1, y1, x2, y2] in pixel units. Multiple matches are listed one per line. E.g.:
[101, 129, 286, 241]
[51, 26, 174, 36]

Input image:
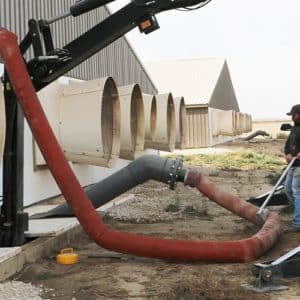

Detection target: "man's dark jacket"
[284, 124, 300, 167]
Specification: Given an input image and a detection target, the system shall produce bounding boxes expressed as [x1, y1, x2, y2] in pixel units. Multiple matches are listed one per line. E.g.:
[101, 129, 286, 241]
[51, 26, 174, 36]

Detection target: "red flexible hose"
[0, 28, 281, 262]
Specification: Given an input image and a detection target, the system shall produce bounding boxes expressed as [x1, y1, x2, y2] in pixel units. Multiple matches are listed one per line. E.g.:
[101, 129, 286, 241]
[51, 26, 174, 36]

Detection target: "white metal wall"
[185, 106, 253, 148]
[185, 106, 209, 148]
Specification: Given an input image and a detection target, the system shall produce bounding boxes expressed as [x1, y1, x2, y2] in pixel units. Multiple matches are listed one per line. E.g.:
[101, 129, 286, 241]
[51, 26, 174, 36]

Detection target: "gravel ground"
[103, 166, 276, 225]
[0, 281, 49, 300]
[104, 179, 208, 223]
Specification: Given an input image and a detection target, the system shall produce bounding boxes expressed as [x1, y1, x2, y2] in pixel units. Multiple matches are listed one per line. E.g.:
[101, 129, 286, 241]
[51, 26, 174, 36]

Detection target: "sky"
[108, 0, 300, 120]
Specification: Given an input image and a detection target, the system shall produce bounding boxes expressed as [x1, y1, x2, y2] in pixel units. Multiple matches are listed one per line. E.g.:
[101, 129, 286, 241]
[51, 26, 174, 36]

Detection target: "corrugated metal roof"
[145, 58, 226, 105]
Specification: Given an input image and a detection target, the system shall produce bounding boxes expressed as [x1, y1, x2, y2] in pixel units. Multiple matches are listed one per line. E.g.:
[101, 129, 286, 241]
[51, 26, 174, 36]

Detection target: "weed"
[165, 193, 181, 212]
[169, 150, 286, 171]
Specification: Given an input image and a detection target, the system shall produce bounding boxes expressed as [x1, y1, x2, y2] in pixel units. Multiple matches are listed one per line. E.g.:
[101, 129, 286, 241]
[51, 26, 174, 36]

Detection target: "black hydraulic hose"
[31, 155, 186, 218]
[70, 0, 115, 17]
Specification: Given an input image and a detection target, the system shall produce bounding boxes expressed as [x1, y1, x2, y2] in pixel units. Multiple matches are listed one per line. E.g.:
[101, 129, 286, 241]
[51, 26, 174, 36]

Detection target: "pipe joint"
[128, 155, 186, 188]
[184, 170, 202, 187]
[162, 157, 184, 189]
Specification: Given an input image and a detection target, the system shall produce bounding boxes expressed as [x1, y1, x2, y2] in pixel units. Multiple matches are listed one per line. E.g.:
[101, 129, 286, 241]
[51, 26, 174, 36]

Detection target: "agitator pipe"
[31, 155, 184, 218]
[0, 28, 281, 262]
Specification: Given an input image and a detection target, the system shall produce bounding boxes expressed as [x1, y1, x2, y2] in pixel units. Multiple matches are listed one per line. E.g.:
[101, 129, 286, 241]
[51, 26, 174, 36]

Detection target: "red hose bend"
[185, 171, 282, 260]
[0, 28, 281, 262]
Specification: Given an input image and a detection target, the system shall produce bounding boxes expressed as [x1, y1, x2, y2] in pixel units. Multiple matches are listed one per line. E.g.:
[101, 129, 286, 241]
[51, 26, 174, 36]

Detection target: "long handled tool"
[256, 157, 297, 224]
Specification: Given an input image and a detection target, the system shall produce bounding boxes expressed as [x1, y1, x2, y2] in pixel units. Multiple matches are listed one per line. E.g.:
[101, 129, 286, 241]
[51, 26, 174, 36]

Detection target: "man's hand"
[286, 154, 293, 163]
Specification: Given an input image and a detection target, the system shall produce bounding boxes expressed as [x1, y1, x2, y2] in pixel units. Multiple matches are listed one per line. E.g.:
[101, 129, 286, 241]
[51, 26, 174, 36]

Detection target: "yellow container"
[56, 248, 79, 265]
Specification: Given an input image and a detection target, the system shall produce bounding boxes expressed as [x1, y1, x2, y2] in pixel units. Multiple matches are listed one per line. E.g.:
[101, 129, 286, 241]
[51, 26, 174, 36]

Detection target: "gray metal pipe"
[31, 155, 186, 218]
[241, 130, 270, 141]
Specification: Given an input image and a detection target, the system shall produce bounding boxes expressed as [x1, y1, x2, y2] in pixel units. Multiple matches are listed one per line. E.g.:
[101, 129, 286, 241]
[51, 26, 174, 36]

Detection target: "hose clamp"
[167, 158, 183, 190]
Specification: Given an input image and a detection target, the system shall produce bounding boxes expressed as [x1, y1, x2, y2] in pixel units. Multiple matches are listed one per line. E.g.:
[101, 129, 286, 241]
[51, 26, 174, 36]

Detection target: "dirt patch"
[15, 139, 300, 299]
[214, 138, 285, 157]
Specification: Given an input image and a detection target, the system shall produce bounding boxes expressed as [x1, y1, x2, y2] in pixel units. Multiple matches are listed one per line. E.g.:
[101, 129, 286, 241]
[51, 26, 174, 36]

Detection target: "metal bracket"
[166, 158, 184, 190]
[27, 49, 72, 85]
[138, 14, 160, 34]
[243, 246, 300, 292]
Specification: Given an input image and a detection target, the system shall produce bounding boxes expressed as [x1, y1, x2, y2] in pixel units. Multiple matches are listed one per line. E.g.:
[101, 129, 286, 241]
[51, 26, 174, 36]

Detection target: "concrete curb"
[0, 224, 84, 282]
[0, 193, 135, 282]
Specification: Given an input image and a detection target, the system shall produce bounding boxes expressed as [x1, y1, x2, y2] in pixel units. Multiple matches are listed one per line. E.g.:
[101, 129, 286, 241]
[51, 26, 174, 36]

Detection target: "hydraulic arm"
[0, 0, 209, 246]
[26, 0, 210, 90]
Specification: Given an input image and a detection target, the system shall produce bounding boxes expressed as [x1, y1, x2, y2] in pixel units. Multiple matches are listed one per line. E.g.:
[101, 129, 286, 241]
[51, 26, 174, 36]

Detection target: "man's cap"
[287, 104, 300, 116]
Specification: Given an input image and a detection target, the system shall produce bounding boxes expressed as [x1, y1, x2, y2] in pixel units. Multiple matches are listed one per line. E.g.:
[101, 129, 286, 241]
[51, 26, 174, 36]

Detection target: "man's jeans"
[285, 166, 300, 228]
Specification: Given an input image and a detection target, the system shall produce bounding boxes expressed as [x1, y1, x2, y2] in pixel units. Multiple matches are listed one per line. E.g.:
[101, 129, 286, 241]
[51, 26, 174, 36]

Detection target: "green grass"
[169, 150, 286, 171]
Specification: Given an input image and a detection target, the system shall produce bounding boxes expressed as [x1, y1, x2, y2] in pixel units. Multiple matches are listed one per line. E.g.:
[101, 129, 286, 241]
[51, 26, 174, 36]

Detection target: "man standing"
[284, 104, 300, 231]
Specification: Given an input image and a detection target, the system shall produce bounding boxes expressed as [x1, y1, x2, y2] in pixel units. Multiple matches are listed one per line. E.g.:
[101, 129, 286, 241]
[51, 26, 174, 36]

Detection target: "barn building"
[146, 58, 252, 148]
